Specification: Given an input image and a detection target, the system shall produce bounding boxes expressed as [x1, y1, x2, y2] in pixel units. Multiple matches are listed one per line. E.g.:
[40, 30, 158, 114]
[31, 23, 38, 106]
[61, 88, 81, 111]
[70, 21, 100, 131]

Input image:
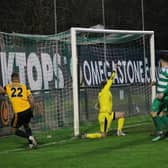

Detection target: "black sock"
[15, 129, 27, 138]
[24, 127, 33, 144]
[25, 127, 32, 137]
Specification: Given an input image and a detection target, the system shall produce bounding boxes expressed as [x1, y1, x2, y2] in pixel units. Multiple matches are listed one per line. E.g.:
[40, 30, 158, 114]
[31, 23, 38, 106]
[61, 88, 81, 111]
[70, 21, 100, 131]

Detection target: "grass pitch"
[0, 117, 168, 168]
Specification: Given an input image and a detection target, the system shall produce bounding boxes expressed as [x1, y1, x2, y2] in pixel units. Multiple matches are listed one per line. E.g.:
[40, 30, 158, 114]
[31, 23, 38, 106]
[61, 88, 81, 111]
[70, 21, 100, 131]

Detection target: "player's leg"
[159, 112, 168, 130]
[11, 113, 27, 138]
[151, 111, 167, 141]
[84, 132, 103, 139]
[151, 112, 163, 133]
[150, 98, 163, 131]
[159, 97, 168, 129]
[150, 98, 166, 141]
[107, 112, 114, 131]
[115, 112, 126, 136]
[153, 104, 168, 140]
[23, 123, 37, 148]
[163, 109, 168, 138]
[83, 113, 107, 139]
[23, 109, 37, 148]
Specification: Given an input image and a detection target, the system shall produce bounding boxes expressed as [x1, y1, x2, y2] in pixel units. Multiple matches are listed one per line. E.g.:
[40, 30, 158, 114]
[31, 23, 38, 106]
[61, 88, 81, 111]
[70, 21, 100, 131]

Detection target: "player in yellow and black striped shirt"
[0, 72, 37, 149]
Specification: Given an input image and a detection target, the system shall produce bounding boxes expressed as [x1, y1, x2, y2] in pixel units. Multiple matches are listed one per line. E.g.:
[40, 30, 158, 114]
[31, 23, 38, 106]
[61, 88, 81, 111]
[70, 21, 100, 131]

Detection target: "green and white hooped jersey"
[157, 67, 168, 93]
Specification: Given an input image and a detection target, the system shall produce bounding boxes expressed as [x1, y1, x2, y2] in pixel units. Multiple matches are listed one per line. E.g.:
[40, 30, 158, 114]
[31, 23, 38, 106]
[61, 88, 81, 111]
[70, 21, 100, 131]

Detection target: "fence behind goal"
[0, 28, 155, 136]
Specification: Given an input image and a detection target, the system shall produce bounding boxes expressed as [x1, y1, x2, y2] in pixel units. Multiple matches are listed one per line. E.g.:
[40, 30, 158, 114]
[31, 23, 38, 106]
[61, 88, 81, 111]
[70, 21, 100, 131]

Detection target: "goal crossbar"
[71, 27, 154, 35]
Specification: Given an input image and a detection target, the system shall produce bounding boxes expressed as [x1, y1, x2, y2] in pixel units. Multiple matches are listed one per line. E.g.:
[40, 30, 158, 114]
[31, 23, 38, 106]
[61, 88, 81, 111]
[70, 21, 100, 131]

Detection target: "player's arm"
[162, 84, 168, 97]
[27, 88, 35, 109]
[28, 94, 35, 109]
[109, 71, 116, 81]
[109, 64, 119, 81]
[157, 72, 168, 99]
[94, 102, 100, 110]
[156, 83, 168, 100]
[105, 64, 118, 89]
[0, 86, 6, 94]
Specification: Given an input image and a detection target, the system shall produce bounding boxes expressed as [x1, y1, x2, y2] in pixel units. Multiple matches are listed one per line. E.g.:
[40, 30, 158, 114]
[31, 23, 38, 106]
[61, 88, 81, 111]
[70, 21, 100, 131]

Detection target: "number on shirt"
[11, 87, 23, 97]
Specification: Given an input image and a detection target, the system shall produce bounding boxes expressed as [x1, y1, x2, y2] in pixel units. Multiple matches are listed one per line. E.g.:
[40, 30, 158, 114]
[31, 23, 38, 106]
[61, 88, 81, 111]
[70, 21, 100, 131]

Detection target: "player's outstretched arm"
[109, 64, 119, 80]
[109, 71, 116, 80]
[28, 94, 35, 109]
[0, 86, 6, 94]
[104, 64, 119, 90]
[161, 84, 168, 98]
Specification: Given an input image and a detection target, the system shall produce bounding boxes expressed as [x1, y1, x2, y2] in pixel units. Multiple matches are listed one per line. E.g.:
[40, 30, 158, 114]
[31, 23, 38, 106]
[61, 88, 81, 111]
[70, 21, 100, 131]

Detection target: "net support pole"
[71, 28, 80, 136]
[150, 33, 156, 101]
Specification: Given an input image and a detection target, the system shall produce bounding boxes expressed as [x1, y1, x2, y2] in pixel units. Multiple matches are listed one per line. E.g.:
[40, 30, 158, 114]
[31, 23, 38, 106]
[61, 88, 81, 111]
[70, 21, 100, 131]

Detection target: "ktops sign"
[0, 52, 66, 90]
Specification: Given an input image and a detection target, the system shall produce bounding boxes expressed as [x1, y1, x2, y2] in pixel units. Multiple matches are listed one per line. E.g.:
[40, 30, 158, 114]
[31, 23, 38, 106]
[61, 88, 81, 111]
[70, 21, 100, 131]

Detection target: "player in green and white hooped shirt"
[151, 52, 168, 142]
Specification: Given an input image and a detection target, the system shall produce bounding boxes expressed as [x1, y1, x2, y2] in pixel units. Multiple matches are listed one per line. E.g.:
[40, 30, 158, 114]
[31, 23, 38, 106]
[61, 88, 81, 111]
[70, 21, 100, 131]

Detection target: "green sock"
[152, 117, 158, 128]
[153, 116, 162, 132]
[160, 115, 168, 128]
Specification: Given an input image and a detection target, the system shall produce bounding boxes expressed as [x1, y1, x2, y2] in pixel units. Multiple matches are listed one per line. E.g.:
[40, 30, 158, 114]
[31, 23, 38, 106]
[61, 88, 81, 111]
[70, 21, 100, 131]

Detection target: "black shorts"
[11, 108, 33, 128]
[113, 112, 116, 120]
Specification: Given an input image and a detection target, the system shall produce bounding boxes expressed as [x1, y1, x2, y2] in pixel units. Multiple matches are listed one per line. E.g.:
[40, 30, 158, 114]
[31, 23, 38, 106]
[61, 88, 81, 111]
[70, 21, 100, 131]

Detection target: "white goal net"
[71, 28, 155, 136]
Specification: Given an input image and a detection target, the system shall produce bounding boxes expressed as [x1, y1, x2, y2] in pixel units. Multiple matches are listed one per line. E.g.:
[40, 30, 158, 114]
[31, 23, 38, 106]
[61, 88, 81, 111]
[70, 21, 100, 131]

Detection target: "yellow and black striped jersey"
[5, 82, 32, 113]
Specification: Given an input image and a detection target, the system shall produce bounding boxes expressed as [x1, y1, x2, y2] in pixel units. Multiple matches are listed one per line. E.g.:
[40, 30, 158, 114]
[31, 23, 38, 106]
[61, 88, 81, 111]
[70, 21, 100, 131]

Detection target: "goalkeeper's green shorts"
[151, 97, 168, 113]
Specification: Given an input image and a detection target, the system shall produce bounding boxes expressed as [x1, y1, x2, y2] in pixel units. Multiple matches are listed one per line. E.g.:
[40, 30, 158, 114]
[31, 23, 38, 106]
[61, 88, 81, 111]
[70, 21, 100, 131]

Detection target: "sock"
[117, 118, 125, 131]
[15, 129, 27, 138]
[86, 133, 102, 139]
[152, 116, 162, 132]
[24, 126, 33, 144]
[25, 127, 32, 137]
[152, 117, 158, 128]
[160, 115, 168, 128]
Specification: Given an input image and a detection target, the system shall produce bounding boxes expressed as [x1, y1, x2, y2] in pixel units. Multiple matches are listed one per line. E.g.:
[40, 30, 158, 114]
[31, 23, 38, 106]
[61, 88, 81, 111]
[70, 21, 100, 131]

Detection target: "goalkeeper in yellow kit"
[82, 65, 126, 139]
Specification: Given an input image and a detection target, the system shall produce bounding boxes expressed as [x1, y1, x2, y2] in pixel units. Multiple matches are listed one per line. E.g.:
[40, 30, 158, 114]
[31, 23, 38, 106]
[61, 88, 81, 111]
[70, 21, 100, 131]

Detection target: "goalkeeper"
[81, 65, 126, 139]
[151, 52, 168, 142]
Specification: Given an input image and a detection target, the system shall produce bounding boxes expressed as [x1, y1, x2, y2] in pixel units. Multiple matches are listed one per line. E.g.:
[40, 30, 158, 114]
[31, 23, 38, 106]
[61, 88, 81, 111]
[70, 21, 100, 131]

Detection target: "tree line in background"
[0, 0, 168, 49]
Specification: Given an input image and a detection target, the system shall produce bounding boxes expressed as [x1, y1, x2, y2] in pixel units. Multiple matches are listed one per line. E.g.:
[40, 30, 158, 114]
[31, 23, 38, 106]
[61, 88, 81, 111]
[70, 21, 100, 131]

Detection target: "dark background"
[0, 0, 168, 49]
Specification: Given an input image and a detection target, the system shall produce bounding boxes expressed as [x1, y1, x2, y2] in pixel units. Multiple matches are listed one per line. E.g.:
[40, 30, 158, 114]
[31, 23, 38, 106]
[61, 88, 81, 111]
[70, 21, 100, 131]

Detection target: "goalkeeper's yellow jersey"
[5, 82, 32, 113]
[98, 71, 116, 114]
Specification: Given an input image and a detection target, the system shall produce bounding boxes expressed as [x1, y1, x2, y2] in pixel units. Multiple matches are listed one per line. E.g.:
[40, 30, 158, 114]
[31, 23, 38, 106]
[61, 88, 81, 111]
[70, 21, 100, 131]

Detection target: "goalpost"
[70, 27, 155, 136]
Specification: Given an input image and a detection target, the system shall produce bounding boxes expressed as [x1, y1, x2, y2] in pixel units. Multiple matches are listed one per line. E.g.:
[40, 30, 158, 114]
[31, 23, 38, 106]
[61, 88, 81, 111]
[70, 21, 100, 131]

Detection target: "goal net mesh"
[0, 31, 74, 136]
[75, 30, 152, 132]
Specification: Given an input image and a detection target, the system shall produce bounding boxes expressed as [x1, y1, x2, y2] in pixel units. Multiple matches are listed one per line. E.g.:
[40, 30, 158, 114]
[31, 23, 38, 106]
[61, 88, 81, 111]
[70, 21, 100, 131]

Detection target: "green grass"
[0, 117, 168, 168]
